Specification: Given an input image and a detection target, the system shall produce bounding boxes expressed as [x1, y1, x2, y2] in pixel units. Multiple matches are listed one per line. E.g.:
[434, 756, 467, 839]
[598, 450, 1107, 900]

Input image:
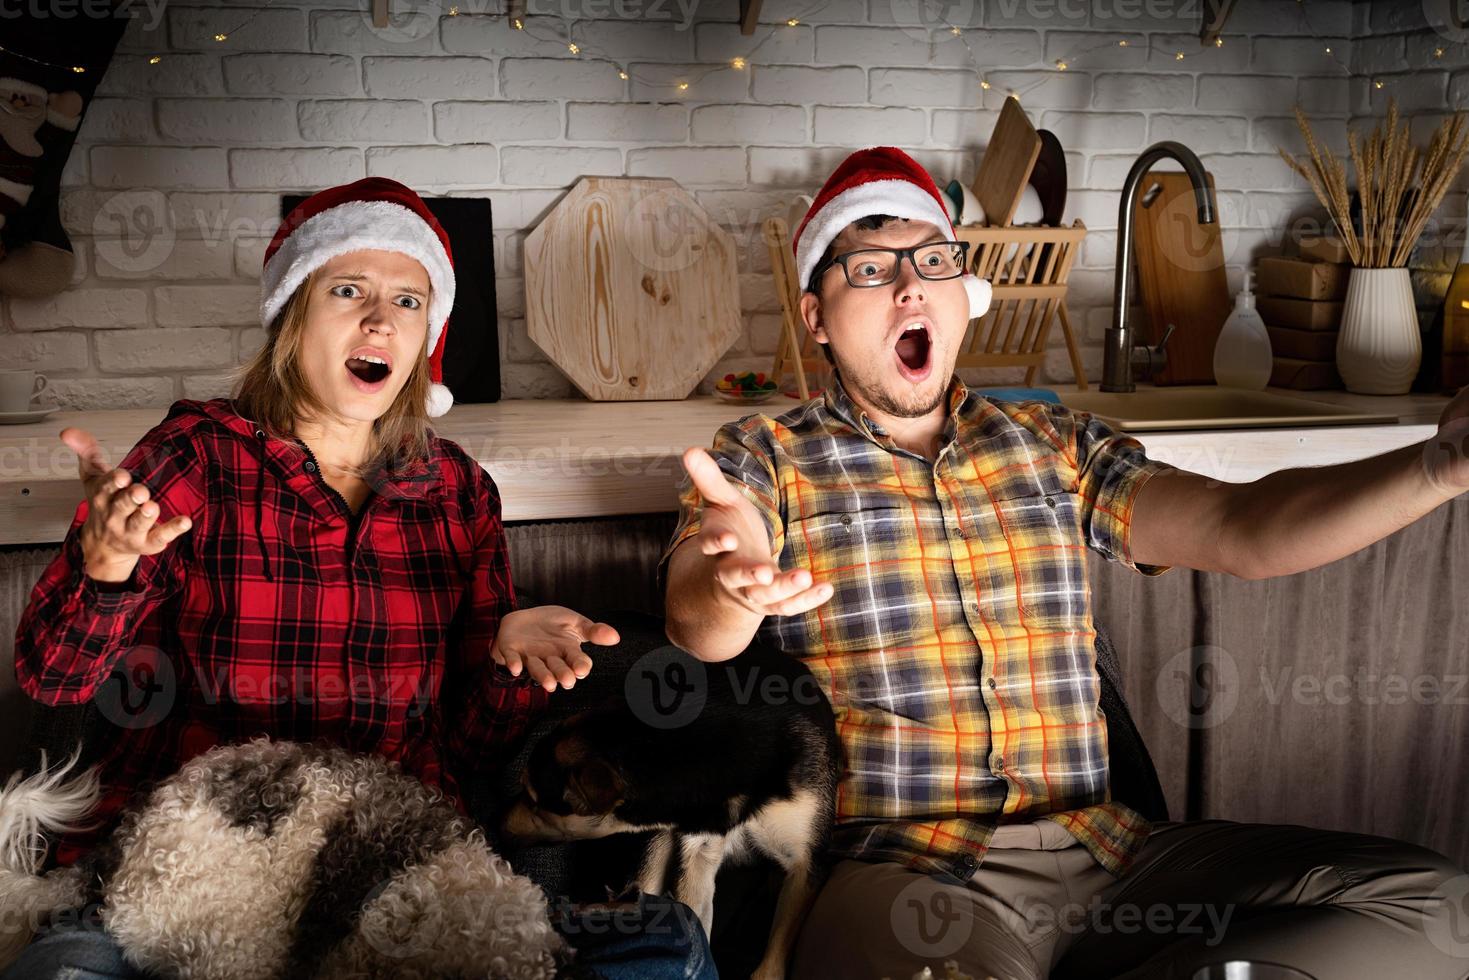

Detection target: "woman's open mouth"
[894, 321, 933, 382]
[346, 350, 392, 392]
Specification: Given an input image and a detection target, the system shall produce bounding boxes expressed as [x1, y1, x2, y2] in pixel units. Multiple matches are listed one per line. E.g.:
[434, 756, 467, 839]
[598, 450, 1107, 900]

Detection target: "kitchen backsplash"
[1, 0, 1459, 406]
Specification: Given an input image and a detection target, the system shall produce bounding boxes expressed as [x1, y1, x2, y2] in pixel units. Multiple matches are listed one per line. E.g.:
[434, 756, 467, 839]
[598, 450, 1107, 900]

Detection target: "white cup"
[0, 370, 48, 413]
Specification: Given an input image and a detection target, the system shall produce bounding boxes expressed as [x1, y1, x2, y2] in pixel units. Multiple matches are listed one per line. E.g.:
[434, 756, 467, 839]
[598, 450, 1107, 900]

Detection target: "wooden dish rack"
[765, 217, 1091, 397]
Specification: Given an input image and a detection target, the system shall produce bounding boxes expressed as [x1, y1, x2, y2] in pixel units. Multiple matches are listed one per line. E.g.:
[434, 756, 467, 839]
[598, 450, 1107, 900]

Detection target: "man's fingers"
[713, 554, 777, 591]
[744, 571, 832, 611]
[682, 447, 740, 508]
[764, 582, 836, 617]
[698, 526, 738, 556]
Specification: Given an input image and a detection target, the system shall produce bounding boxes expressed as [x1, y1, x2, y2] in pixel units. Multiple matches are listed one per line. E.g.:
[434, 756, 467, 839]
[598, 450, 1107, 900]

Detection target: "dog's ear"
[564, 758, 624, 816]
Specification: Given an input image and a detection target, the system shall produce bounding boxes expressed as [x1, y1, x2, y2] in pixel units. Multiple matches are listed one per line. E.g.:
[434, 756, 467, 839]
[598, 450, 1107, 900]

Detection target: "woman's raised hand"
[62, 427, 193, 583]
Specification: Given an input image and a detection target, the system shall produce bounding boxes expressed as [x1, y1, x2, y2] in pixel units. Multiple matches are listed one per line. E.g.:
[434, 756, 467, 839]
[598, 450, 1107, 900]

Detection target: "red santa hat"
[793, 146, 992, 319]
[261, 177, 456, 417]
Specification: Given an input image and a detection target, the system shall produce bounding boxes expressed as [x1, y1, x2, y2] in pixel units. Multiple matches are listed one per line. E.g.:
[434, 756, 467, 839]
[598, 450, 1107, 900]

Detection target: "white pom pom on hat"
[792, 146, 993, 319]
[261, 177, 457, 417]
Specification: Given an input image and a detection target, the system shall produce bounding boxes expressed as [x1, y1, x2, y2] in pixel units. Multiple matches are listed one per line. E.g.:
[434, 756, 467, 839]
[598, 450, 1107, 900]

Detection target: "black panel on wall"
[280, 196, 500, 403]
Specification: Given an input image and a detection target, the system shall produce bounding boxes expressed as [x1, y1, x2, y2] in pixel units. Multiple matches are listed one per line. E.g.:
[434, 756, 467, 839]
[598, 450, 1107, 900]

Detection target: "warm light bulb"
[618, 70, 628, 80]
[731, 56, 746, 69]
[1118, 39, 1128, 46]
[786, 18, 799, 26]
[71, 65, 86, 73]
[512, 17, 523, 29]
[148, 55, 161, 64]
[1213, 36, 1222, 47]
[1374, 79, 1384, 89]
[1055, 59, 1067, 70]
[568, 42, 579, 54]
[213, 32, 227, 41]
[950, 26, 961, 35]
[1174, 51, 1185, 60]
[1324, 46, 1332, 54]
[979, 79, 991, 89]
[677, 81, 689, 91]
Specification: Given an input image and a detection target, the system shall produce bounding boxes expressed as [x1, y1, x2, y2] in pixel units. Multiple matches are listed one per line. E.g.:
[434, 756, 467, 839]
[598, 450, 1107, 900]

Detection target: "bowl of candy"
[714, 371, 780, 405]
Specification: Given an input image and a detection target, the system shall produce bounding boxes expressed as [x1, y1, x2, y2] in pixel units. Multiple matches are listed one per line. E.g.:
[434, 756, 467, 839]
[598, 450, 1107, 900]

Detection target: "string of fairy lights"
[0, 0, 1457, 102]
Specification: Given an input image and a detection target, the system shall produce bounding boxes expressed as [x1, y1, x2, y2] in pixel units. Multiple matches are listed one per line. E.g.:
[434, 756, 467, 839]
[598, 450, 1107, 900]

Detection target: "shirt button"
[987, 677, 997, 690]
[304, 460, 317, 473]
[1045, 496, 1056, 507]
[840, 514, 853, 526]
[969, 601, 980, 613]
[993, 756, 1004, 772]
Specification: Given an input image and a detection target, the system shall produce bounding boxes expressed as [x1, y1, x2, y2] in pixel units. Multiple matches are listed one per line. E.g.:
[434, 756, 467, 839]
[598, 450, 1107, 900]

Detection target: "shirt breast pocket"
[984, 482, 1087, 630]
[782, 505, 913, 579]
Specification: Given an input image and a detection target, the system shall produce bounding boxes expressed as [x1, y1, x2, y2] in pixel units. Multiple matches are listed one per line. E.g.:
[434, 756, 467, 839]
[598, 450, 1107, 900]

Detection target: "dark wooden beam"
[371, 0, 388, 28]
[739, 0, 762, 35]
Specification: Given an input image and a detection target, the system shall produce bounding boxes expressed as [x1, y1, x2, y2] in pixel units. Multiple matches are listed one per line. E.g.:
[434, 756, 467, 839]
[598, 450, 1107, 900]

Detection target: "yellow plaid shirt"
[659, 371, 1176, 880]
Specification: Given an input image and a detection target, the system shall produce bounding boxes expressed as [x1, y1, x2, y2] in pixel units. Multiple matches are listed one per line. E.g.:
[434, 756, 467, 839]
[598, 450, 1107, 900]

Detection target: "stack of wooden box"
[1256, 236, 1351, 390]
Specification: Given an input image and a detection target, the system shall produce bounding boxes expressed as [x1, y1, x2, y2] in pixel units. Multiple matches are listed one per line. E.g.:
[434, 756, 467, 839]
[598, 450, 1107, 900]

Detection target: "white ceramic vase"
[1336, 266, 1421, 395]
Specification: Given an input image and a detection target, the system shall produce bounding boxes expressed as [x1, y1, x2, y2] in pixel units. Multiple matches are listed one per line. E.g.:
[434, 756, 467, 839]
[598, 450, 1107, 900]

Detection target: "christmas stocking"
[0, 7, 127, 298]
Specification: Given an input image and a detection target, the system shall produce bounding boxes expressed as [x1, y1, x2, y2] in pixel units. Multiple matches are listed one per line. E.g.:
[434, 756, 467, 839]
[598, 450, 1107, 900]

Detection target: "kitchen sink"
[1056, 385, 1400, 432]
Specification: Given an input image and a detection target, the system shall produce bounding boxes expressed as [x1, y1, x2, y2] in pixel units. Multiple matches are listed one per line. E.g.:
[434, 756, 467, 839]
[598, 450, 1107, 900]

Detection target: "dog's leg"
[637, 829, 676, 896]
[746, 788, 831, 980]
[674, 833, 724, 942]
[750, 857, 820, 980]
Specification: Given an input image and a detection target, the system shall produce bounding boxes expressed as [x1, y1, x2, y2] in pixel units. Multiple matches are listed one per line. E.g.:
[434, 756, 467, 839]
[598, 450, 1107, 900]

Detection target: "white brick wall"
[4, 0, 1455, 407]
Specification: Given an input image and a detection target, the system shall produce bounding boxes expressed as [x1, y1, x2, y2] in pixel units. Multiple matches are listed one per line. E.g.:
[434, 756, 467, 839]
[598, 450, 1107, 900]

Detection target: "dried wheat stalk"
[1279, 99, 1469, 268]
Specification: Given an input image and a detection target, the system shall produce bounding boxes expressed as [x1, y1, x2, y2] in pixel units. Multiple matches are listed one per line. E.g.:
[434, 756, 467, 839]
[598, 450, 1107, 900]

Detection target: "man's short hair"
[805, 213, 899, 365]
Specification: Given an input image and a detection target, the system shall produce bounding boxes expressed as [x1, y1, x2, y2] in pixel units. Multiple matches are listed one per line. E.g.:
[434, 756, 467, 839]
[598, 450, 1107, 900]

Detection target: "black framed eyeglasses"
[811, 240, 971, 289]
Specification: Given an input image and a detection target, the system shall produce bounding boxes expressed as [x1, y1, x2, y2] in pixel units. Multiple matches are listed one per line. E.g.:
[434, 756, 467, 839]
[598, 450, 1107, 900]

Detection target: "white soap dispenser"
[1213, 270, 1273, 390]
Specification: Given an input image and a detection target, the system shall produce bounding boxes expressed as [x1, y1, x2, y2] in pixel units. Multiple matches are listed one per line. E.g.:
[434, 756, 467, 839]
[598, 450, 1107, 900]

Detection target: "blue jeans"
[1, 896, 715, 980]
[0, 907, 147, 980]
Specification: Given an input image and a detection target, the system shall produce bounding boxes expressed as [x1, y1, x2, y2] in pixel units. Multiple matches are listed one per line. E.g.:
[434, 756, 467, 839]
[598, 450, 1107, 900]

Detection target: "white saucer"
[0, 407, 58, 425]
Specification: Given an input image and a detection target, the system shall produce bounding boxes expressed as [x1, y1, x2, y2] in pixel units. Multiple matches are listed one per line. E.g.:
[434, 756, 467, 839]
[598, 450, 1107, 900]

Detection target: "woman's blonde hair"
[232, 270, 433, 471]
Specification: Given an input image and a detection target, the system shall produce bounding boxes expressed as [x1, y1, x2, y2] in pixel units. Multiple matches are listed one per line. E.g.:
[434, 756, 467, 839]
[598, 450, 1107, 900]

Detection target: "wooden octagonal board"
[524, 176, 742, 401]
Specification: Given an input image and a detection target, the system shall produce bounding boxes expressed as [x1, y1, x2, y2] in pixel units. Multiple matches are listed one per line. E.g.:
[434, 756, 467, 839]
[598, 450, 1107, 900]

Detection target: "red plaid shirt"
[15, 398, 547, 866]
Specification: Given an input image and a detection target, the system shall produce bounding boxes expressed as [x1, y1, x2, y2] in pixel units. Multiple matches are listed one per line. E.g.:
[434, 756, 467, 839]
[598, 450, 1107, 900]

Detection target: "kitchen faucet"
[1102, 141, 1217, 392]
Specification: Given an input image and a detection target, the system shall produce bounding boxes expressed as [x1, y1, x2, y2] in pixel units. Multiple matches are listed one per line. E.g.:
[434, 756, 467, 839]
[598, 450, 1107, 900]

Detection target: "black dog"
[501, 638, 841, 980]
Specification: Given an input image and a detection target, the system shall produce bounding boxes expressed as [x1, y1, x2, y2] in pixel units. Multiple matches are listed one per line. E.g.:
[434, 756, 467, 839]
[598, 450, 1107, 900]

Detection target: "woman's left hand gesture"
[491, 605, 620, 693]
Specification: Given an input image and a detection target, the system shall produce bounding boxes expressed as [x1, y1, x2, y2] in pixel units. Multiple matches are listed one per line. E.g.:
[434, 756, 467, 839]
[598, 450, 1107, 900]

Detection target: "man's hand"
[491, 605, 620, 693]
[682, 447, 832, 618]
[62, 427, 193, 584]
[1431, 385, 1469, 494]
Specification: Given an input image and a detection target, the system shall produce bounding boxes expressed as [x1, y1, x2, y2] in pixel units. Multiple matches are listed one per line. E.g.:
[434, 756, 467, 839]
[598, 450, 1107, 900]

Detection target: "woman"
[8, 178, 711, 979]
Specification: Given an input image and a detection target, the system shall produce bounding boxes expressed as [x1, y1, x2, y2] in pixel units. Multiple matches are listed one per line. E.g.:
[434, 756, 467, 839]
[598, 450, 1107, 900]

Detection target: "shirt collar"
[256, 432, 444, 502]
[823, 370, 972, 447]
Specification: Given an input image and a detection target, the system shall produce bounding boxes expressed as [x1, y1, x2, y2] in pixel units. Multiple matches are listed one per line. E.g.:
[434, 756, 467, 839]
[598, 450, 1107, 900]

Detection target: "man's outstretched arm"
[1129, 388, 1469, 581]
[663, 447, 832, 662]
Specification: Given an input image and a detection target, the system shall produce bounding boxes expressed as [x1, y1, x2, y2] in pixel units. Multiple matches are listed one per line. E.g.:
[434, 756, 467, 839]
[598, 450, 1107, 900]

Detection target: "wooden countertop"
[0, 385, 1452, 546]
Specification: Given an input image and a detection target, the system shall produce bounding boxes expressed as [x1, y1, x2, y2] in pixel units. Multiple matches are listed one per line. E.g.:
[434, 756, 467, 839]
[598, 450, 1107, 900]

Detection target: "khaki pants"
[789, 820, 1469, 980]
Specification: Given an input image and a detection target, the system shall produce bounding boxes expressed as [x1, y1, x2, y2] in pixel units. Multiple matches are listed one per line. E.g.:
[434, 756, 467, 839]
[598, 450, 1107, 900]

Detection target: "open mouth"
[894, 321, 932, 377]
[346, 352, 391, 388]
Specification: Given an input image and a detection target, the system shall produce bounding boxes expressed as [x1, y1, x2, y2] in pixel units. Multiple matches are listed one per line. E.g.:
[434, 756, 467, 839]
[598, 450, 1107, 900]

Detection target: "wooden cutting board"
[524, 176, 742, 401]
[1131, 171, 1231, 385]
[970, 96, 1041, 228]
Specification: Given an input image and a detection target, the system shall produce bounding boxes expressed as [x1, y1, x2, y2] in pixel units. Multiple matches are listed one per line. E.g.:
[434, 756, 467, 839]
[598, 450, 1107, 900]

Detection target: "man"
[659, 146, 1469, 979]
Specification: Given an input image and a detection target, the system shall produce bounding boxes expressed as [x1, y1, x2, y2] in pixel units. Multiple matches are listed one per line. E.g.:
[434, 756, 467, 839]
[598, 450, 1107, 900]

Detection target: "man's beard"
[832, 348, 948, 419]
